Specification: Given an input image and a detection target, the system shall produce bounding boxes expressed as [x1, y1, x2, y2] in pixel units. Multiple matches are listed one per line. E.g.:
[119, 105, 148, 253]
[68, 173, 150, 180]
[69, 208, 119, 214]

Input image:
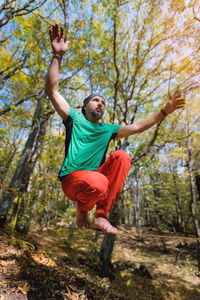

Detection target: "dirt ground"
[0, 223, 200, 300]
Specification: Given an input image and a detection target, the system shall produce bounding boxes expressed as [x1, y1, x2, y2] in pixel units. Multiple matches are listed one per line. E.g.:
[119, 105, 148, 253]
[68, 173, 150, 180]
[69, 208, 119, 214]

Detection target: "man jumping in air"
[45, 24, 185, 235]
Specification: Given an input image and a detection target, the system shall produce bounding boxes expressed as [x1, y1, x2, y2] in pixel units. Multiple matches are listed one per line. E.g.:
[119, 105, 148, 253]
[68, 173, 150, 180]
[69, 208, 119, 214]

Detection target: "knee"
[85, 172, 109, 197]
[112, 150, 131, 163]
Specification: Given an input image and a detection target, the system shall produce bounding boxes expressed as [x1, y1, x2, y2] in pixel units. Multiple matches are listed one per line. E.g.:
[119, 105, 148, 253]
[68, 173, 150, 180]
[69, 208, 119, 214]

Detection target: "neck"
[85, 113, 100, 123]
[85, 116, 99, 123]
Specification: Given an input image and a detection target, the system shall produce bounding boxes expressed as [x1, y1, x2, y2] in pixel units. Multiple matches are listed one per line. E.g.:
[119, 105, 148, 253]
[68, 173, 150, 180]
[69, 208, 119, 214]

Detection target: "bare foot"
[76, 210, 91, 229]
[91, 217, 118, 235]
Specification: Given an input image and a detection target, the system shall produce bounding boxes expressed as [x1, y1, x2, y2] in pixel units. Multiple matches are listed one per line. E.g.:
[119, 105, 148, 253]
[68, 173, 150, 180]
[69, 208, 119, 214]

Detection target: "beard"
[91, 110, 104, 120]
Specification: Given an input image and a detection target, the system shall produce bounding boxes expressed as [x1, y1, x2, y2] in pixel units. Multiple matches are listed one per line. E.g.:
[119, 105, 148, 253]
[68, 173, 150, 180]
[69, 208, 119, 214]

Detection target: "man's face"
[84, 96, 106, 121]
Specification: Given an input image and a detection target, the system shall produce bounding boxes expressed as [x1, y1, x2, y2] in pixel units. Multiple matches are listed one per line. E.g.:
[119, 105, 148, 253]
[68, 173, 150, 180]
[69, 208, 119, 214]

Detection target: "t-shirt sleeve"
[109, 123, 121, 134]
[68, 106, 77, 119]
[107, 123, 120, 140]
[63, 106, 78, 128]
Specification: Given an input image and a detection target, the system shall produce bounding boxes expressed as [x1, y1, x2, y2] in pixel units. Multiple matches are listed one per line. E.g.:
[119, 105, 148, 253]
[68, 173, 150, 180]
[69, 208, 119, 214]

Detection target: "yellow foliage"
[0, 48, 29, 88]
[191, 95, 200, 114]
[120, 271, 125, 277]
[169, 147, 187, 160]
[13, 196, 19, 203]
[32, 251, 56, 267]
[126, 279, 132, 287]
[0, 49, 14, 69]
[11, 236, 35, 251]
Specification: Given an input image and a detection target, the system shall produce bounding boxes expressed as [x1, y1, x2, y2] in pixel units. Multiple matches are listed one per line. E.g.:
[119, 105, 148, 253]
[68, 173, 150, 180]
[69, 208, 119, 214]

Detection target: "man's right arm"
[45, 24, 70, 122]
[45, 55, 69, 121]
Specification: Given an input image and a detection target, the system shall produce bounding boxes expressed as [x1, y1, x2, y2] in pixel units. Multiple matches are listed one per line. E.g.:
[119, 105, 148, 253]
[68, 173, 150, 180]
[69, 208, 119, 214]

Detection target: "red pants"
[61, 150, 131, 219]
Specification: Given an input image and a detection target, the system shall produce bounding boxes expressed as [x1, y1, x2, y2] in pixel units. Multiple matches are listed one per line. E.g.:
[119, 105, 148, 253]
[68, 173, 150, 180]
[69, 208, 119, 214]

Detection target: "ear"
[84, 103, 89, 111]
[83, 105, 88, 116]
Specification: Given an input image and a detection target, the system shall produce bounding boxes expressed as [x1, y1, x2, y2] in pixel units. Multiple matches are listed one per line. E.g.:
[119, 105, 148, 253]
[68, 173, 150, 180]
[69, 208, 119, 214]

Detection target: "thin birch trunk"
[187, 123, 200, 273]
[0, 99, 42, 225]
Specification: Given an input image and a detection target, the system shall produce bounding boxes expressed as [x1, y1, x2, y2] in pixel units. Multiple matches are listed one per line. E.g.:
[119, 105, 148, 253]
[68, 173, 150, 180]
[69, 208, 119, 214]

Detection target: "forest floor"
[0, 221, 200, 300]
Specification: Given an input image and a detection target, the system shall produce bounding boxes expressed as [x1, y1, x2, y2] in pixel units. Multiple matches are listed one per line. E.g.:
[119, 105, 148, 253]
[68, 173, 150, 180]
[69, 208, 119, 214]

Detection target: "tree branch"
[0, 0, 47, 28]
[0, 93, 39, 116]
[132, 120, 163, 164]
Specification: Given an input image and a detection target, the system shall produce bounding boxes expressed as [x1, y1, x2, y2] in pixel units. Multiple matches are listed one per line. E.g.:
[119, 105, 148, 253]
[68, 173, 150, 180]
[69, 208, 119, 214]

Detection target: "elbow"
[45, 89, 49, 97]
[45, 83, 51, 97]
[45, 84, 56, 99]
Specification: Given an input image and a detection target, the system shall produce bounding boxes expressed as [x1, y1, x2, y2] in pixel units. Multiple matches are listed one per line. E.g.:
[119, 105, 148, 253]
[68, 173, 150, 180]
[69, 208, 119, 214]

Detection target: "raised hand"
[164, 93, 186, 115]
[49, 24, 70, 57]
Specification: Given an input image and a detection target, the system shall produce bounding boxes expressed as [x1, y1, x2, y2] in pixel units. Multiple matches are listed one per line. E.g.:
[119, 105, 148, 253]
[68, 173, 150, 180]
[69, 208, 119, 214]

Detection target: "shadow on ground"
[1, 227, 200, 300]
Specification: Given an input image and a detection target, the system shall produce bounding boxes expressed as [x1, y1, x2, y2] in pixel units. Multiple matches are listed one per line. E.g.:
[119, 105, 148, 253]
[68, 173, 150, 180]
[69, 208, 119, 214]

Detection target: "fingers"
[176, 99, 185, 105]
[169, 92, 186, 112]
[176, 97, 185, 103]
[176, 104, 185, 108]
[171, 93, 182, 101]
[52, 24, 58, 40]
[49, 29, 53, 42]
[54, 24, 59, 39]
[49, 24, 63, 41]
[174, 92, 181, 98]
[60, 27, 64, 39]
[175, 98, 186, 110]
[171, 93, 185, 104]
[65, 41, 70, 48]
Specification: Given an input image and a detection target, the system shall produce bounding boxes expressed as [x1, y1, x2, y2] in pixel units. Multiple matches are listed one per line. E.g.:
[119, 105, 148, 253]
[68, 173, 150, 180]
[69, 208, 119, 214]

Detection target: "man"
[45, 24, 185, 235]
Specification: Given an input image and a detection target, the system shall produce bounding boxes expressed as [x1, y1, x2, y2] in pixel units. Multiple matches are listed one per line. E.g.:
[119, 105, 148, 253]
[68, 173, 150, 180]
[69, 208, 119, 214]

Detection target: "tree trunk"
[39, 208, 52, 234]
[98, 133, 130, 276]
[0, 99, 42, 226]
[134, 179, 143, 239]
[0, 139, 18, 184]
[99, 198, 120, 278]
[20, 111, 51, 193]
[172, 170, 186, 234]
[187, 129, 200, 273]
[195, 174, 200, 201]
[61, 0, 69, 31]
[120, 194, 125, 224]
[16, 110, 51, 232]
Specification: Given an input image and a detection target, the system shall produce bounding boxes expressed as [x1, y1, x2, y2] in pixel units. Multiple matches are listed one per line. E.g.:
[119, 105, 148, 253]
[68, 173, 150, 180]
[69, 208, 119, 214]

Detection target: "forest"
[0, 0, 200, 299]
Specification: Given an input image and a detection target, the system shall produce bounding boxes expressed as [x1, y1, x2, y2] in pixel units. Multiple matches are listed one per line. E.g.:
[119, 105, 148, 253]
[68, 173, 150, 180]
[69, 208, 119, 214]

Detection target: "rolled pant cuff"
[94, 209, 108, 220]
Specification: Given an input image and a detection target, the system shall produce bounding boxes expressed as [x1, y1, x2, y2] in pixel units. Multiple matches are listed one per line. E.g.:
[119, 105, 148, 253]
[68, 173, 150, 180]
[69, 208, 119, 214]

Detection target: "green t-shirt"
[59, 106, 120, 179]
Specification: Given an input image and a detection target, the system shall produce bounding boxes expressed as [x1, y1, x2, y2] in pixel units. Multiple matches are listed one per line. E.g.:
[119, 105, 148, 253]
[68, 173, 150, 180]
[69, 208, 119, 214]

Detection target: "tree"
[0, 98, 43, 225]
[0, 0, 47, 28]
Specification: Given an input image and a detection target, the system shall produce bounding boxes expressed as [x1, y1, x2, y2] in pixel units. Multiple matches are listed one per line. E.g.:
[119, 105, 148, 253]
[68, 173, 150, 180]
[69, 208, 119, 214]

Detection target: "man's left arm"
[117, 93, 185, 138]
